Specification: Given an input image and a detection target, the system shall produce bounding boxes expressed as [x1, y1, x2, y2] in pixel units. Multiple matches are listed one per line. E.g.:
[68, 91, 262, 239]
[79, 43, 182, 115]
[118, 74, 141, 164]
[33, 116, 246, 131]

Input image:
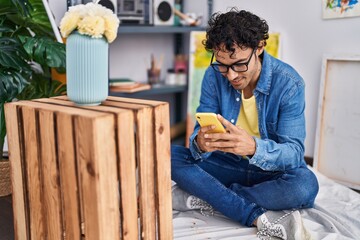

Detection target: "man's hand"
[196, 114, 256, 156]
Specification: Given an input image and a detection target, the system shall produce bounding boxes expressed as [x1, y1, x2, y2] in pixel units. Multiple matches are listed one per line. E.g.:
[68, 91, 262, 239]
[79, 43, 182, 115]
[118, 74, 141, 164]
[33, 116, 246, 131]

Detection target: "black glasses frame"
[210, 48, 257, 73]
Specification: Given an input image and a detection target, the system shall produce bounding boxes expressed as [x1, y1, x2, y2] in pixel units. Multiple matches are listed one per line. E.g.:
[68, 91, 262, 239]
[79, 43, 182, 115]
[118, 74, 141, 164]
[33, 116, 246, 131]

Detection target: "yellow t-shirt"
[236, 92, 260, 138]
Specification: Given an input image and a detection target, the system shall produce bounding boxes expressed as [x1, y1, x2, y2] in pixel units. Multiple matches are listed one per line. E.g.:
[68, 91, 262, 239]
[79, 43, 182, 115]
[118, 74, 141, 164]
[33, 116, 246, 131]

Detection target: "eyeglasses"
[210, 48, 257, 73]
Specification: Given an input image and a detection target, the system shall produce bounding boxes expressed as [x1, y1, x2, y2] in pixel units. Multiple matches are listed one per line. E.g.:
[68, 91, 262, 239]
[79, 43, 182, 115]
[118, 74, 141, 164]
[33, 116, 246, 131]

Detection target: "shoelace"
[256, 210, 296, 240]
[189, 197, 214, 217]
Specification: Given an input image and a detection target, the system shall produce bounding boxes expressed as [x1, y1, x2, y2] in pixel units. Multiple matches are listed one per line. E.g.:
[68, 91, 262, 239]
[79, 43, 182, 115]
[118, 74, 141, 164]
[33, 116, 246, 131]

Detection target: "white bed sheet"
[172, 167, 360, 240]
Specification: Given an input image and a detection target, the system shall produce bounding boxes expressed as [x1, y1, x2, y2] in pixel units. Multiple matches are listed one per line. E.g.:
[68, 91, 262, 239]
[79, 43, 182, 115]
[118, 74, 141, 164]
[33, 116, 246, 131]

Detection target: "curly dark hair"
[204, 8, 269, 56]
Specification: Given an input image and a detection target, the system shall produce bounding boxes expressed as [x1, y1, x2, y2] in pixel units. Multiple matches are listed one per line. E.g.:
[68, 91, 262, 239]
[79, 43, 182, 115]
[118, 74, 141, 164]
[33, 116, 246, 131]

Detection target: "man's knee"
[290, 167, 319, 208]
[171, 145, 191, 159]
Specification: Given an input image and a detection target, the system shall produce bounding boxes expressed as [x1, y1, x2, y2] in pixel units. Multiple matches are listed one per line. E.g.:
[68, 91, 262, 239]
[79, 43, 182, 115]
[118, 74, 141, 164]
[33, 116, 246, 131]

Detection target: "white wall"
[48, 0, 67, 26]
[50, 0, 360, 157]
[212, 0, 360, 157]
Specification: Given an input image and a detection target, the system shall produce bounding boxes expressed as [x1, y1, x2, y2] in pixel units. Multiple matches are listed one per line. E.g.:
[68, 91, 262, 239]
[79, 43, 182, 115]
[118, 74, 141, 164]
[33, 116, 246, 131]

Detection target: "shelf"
[118, 25, 206, 34]
[109, 84, 187, 123]
[109, 84, 187, 97]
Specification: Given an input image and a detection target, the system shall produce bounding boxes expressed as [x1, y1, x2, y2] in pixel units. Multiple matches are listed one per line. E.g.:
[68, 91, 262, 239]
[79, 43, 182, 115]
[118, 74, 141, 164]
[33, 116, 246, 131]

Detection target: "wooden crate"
[4, 96, 172, 240]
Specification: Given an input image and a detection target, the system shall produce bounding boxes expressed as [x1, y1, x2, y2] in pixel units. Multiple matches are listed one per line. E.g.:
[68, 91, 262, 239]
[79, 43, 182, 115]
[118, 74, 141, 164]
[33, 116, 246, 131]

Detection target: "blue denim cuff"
[189, 137, 202, 161]
[249, 138, 278, 171]
[249, 138, 264, 166]
[189, 135, 211, 161]
[247, 205, 267, 227]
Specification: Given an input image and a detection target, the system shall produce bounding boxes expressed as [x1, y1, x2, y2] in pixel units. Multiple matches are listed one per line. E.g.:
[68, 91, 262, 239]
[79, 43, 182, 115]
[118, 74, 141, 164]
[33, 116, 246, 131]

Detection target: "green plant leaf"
[9, 0, 32, 17]
[0, 0, 32, 17]
[0, 0, 51, 37]
[5, 12, 52, 38]
[20, 36, 66, 68]
[0, 1, 14, 16]
[0, 69, 29, 102]
[17, 74, 66, 100]
[29, 0, 53, 34]
[0, 36, 31, 71]
[54, 66, 66, 74]
[0, 26, 13, 33]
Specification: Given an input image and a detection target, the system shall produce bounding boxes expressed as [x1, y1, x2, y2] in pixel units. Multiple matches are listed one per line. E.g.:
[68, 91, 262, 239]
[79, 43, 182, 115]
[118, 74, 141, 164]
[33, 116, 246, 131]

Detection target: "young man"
[171, 9, 319, 240]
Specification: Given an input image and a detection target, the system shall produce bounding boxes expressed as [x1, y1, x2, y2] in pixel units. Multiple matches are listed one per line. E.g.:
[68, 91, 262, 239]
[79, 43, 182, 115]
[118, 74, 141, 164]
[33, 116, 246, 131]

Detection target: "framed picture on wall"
[322, 0, 360, 19]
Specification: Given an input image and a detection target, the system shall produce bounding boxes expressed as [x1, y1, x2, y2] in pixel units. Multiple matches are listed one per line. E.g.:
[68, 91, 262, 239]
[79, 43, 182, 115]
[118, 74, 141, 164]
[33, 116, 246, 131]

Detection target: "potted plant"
[0, 0, 66, 196]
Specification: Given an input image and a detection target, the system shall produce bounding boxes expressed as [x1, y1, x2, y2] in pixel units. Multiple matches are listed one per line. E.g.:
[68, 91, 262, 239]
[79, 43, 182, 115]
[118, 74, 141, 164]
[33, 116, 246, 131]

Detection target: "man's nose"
[226, 67, 238, 81]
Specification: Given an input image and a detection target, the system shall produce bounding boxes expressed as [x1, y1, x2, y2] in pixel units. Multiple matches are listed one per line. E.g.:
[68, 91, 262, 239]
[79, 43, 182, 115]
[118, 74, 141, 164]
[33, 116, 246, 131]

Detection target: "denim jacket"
[189, 51, 307, 171]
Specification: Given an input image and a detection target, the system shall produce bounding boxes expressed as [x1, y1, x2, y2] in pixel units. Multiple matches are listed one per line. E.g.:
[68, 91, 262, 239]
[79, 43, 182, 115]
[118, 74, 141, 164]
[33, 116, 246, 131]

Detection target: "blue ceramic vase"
[66, 32, 108, 106]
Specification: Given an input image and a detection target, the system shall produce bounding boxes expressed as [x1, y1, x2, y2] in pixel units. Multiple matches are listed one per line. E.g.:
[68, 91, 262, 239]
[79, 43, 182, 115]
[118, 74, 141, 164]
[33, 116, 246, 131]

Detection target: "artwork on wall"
[322, 0, 360, 19]
[186, 31, 212, 146]
[265, 33, 281, 59]
[186, 31, 282, 145]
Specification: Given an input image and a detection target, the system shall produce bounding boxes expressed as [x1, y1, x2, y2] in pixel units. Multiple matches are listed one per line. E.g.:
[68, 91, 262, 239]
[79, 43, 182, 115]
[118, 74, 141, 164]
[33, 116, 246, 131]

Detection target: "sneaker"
[256, 210, 312, 240]
[172, 185, 214, 216]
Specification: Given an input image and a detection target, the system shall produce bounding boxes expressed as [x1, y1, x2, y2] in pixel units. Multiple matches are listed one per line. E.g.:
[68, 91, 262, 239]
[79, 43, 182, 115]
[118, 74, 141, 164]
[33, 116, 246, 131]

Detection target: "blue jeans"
[171, 145, 319, 227]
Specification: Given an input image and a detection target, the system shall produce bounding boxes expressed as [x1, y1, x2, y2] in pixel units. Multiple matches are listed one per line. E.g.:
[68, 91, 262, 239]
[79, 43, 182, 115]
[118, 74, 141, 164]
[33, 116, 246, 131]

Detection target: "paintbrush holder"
[147, 68, 161, 85]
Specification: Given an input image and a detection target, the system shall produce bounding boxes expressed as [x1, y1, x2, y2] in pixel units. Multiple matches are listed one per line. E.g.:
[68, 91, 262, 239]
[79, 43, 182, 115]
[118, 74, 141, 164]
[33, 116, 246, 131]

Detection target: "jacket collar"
[255, 50, 272, 95]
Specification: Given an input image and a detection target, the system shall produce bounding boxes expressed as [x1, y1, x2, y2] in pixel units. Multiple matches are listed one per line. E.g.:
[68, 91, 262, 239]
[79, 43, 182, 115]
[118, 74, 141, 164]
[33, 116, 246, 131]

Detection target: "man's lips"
[231, 77, 245, 85]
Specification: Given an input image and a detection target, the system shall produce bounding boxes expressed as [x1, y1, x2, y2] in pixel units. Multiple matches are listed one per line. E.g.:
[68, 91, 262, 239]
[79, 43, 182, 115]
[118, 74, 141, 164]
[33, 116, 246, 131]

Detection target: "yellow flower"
[59, 2, 120, 43]
[59, 12, 80, 38]
[103, 14, 119, 43]
[78, 16, 105, 38]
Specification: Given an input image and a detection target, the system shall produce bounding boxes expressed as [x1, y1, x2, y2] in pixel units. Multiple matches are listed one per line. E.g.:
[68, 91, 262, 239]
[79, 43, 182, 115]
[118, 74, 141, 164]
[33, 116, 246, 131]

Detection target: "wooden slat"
[38, 110, 63, 239]
[107, 96, 166, 106]
[116, 111, 138, 240]
[4, 103, 29, 240]
[153, 104, 173, 240]
[93, 116, 121, 240]
[56, 112, 81, 239]
[21, 105, 45, 239]
[136, 107, 156, 240]
[15, 101, 110, 118]
[52, 95, 167, 109]
[75, 114, 120, 240]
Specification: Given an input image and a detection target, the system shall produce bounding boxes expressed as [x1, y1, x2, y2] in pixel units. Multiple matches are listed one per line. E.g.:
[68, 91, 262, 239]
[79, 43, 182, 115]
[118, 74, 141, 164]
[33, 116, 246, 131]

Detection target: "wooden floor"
[0, 195, 14, 240]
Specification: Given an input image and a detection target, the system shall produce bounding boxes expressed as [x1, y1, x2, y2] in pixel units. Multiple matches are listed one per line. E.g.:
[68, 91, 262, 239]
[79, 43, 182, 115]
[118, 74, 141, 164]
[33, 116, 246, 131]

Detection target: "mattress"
[172, 167, 360, 239]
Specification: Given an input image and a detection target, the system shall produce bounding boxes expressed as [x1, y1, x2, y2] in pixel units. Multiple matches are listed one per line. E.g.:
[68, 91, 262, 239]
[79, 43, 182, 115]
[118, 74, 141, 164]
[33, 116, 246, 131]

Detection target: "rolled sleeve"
[189, 132, 212, 161]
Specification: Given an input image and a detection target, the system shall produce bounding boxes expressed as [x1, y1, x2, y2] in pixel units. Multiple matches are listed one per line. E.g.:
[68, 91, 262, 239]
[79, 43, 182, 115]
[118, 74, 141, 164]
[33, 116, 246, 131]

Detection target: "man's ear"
[257, 41, 265, 55]
[256, 40, 265, 56]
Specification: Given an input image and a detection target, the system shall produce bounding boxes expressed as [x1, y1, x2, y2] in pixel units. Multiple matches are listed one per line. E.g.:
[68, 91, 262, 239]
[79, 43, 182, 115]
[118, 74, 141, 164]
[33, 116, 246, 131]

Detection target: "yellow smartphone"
[195, 113, 226, 133]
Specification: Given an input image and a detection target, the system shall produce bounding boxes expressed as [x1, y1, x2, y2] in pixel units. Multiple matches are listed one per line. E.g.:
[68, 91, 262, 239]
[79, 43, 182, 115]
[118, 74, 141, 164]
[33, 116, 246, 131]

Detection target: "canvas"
[322, 0, 360, 19]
